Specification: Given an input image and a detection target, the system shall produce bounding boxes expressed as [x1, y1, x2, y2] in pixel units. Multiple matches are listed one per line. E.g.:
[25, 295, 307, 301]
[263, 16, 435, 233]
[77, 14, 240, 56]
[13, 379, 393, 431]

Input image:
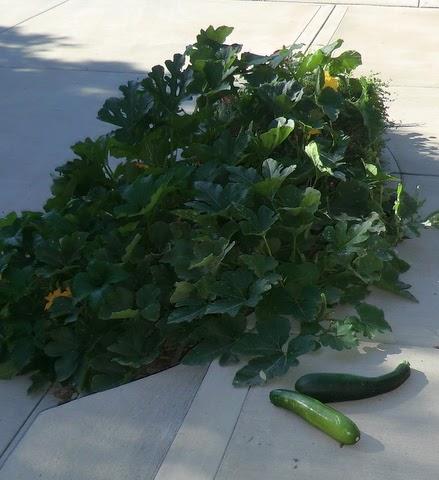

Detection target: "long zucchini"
[295, 361, 411, 403]
[270, 389, 360, 445]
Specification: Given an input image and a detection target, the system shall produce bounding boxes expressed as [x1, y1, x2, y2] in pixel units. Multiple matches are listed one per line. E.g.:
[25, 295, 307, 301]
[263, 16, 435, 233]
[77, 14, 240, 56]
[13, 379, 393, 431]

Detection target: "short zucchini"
[295, 361, 411, 403]
[270, 389, 360, 445]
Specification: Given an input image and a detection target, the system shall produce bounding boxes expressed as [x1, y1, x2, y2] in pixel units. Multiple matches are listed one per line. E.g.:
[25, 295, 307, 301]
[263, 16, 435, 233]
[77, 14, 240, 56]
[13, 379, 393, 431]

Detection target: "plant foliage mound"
[0, 26, 427, 394]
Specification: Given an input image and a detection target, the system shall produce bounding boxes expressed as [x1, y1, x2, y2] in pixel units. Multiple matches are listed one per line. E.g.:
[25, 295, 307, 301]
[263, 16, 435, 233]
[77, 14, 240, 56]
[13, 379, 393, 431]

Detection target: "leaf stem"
[263, 235, 273, 257]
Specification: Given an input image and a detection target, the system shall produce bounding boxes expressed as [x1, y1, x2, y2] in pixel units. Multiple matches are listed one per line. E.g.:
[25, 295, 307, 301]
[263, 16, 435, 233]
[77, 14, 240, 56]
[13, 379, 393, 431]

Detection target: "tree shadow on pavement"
[0, 27, 149, 214]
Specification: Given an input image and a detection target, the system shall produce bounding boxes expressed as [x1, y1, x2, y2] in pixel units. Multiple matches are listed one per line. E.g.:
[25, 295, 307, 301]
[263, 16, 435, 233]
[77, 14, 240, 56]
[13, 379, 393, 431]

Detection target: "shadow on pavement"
[0, 27, 150, 214]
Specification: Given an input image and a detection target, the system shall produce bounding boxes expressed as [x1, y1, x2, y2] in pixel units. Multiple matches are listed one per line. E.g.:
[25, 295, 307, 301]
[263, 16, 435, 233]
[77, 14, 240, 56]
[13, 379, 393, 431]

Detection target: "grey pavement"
[0, 1, 438, 479]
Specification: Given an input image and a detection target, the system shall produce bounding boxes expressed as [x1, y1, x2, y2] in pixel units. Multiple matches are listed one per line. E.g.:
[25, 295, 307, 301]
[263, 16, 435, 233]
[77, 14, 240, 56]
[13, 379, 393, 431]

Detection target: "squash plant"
[0, 26, 427, 395]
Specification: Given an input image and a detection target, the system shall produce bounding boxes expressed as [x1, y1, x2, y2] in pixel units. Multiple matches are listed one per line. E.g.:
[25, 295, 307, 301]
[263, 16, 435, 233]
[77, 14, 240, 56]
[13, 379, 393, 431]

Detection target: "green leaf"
[233, 315, 290, 356]
[167, 303, 206, 324]
[45, 328, 78, 358]
[188, 182, 248, 214]
[330, 50, 362, 74]
[376, 259, 418, 303]
[197, 25, 234, 45]
[55, 351, 79, 382]
[0, 361, 19, 380]
[190, 238, 235, 271]
[305, 142, 335, 176]
[297, 50, 325, 77]
[279, 186, 321, 222]
[320, 320, 359, 351]
[288, 335, 319, 356]
[262, 158, 296, 181]
[136, 284, 160, 308]
[183, 316, 246, 365]
[108, 328, 160, 368]
[317, 87, 343, 121]
[259, 117, 295, 153]
[49, 297, 75, 319]
[115, 175, 171, 218]
[320, 39, 343, 56]
[240, 254, 278, 277]
[355, 303, 391, 336]
[98, 81, 151, 141]
[332, 180, 370, 216]
[279, 262, 319, 286]
[324, 212, 385, 255]
[226, 166, 261, 186]
[183, 338, 232, 364]
[205, 298, 245, 317]
[253, 158, 296, 199]
[239, 205, 279, 236]
[233, 353, 298, 386]
[289, 286, 322, 322]
[394, 183, 422, 222]
[170, 282, 195, 304]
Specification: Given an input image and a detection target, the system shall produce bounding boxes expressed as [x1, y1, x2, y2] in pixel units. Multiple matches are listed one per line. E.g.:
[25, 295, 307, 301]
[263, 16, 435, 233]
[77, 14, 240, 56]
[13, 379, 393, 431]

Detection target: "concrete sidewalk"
[0, 1, 438, 479]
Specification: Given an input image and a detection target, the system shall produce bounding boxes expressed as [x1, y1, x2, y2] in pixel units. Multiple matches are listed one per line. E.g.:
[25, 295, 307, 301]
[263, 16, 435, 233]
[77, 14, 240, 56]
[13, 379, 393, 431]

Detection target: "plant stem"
[263, 235, 273, 257]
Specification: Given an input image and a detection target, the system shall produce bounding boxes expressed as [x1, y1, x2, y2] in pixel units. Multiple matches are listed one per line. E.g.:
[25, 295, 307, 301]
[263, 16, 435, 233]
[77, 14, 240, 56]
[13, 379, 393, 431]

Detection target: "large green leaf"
[233, 353, 298, 386]
[317, 87, 343, 121]
[355, 303, 391, 337]
[253, 158, 296, 199]
[197, 25, 234, 45]
[167, 303, 206, 324]
[188, 182, 248, 214]
[330, 50, 362, 74]
[239, 205, 279, 236]
[240, 254, 278, 277]
[320, 319, 359, 350]
[98, 81, 151, 142]
[289, 286, 322, 322]
[258, 117, 295, 153]
[233, 315, 290, 356]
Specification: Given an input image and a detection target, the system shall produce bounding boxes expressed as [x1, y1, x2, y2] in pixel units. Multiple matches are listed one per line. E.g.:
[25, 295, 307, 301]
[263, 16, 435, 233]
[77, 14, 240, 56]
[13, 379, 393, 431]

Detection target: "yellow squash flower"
[324, 71, 339, 91]
[44, 287, 72, 311]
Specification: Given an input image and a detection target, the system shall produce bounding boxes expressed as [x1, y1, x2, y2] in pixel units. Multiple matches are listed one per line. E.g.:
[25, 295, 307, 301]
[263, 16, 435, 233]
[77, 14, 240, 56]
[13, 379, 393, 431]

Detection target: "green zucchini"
[270, 389, 360, 445]
[295, 361, 411, 403]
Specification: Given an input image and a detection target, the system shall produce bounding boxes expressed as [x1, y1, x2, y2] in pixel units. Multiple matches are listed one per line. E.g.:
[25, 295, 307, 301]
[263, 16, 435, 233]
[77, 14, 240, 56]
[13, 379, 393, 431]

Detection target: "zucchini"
[270, 389, 360, 445]
[295, 361, 411, 403]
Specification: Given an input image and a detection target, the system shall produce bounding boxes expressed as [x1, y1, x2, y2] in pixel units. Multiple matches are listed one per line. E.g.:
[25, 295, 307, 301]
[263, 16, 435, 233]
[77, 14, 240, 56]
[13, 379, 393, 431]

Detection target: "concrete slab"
[154, 362, 248, 480]
[0, 364, 207, 480]
[293, 5, 334, 48]
[0, 392, 56, 468]
[386, 87, 439, 176]
[325, 6, 439, 87]
[420, 0, 439, 5]
[0, 68, 135, 212]
[0, 179, 38, 216]
[0, 0, 320, 73]
[0, 378, 53, 458]
[215, 344, 437, 480]
[0, 1, 68, 33]
[312, 5, 349, 46]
